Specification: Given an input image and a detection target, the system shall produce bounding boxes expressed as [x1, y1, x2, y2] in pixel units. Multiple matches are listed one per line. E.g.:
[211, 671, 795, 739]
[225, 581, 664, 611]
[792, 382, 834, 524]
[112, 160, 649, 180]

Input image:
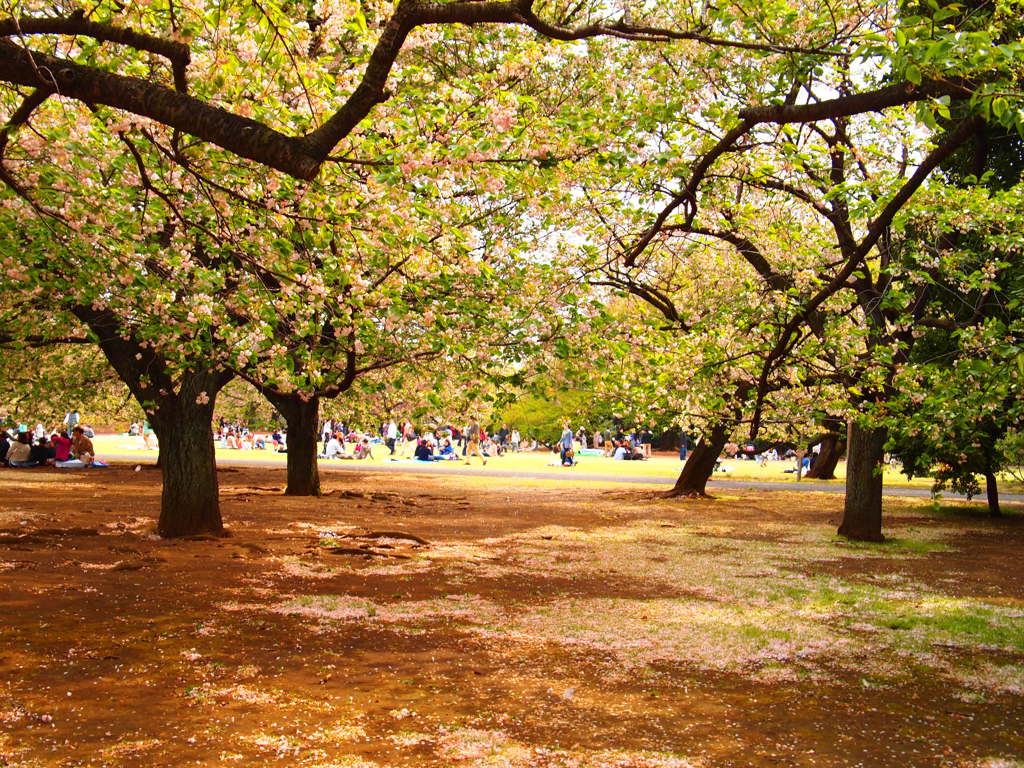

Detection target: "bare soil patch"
[0, 466, 1021, 767]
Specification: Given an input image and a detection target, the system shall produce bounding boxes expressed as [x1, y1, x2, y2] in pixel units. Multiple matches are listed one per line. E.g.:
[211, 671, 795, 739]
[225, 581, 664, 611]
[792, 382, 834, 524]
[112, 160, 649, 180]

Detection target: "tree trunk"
[805, 432, 847, 480]
[980, 438, 1004, 518]
[72, 306, 230, 538]
[666, 423, 730, 497]
[838, 422, 887, 542]
[264, 392, 321, 497]
[152, 399, 223, 538]
[984, 470, 1003, 518]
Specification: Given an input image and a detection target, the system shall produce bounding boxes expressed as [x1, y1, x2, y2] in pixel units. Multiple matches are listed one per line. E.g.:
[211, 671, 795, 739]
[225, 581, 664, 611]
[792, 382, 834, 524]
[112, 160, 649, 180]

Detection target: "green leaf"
[353, 9, 368, 34]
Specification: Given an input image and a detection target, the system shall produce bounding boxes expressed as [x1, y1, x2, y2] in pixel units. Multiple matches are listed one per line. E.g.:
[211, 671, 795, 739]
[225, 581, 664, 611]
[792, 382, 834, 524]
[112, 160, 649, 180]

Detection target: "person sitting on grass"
[6, 432, 33, 467]
[438, 438, 457, 460]
[71, 426, 95, 466]
[0, 429, 11, 467]
[414, 439, 436, 462]
[547, 444, 562, 466]
[354, 437, 374, 460]
[29, 436, 56, 466]
[51, 432, 72, 462]
[322, 432, 346, 459]
[627, 444, 646, 460]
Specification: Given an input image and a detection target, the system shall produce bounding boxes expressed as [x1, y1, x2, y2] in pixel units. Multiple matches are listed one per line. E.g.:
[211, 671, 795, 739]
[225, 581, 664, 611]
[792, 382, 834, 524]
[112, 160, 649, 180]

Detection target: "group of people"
[126, 420, 158, 450]
[213, 418, 288, 452]
[317, 418, 509, 464]
[321, 431, 375, 460]
[553, 424, 653, 467]
[315, 418, 663, 468]
[379, 419, 526, 460]
[1, 424, 97, 468]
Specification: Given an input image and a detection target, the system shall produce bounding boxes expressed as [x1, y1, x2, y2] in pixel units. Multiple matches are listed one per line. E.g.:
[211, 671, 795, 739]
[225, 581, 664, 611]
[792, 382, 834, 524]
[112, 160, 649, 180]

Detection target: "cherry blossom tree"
[0, 0, 853, 179]
[0, 0, 582, 528]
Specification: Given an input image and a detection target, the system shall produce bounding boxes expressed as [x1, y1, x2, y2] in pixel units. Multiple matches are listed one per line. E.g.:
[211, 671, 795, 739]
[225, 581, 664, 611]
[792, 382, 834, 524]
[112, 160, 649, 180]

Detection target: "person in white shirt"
[320, 419, 334, 453]
[323, 433, 346, 459]
[385, 419, 399, 455]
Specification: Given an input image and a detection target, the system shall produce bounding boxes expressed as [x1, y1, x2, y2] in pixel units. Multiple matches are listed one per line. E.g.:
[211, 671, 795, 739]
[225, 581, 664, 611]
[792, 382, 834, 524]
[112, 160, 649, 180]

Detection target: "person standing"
[559, 422, 574, 466]
[679, 431, 690, 461]
[63, 409, 80, 433]
[320, 418, 333, 454]
[400, 421, 417, 457]
[464, 418, 487, 465]
[385, 419, 398, 455]
[640, 426, 653, 458]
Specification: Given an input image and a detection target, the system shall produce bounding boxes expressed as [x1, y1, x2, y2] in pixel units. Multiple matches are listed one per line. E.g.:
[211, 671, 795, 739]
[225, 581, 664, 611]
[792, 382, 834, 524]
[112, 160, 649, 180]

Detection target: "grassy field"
[90, 433, 954, 489]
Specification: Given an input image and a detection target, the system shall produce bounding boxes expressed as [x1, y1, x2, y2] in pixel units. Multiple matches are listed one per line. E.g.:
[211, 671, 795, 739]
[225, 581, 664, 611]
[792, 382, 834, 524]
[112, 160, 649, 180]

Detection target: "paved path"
[102, 450, 1022, 504]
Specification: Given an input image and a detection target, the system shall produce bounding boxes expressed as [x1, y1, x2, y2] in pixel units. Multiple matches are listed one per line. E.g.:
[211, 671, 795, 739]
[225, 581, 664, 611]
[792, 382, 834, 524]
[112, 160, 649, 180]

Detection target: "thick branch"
[624, 119, 755, 266]
[0, 39, 320, 177]
[856, 116, 983, 261]
[590, 274, 686, 328]
[1, 16, 190, 91]
[514, 2, 842, 54]
[0, 0, 846, 180]
[0, 333, 90, 346]
[738, 80, 967, 125]
[0, 86, 51, 154]
[689, 226, 792, 291]
[746, 116, 984, 433]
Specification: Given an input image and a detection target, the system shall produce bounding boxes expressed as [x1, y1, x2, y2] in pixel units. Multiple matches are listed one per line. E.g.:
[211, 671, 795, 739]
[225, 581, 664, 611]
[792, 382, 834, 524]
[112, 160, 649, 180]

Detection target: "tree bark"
[984, 470, 1002, 518]
[805, 431, 847, 479]
[149, 391, 223, 538]
[838, 422, 887, 542]
[71, 306, 230, 538]
[264, 391, 322, 497]
[666, 423, 730, 497]
[979, 437, 1004, 518]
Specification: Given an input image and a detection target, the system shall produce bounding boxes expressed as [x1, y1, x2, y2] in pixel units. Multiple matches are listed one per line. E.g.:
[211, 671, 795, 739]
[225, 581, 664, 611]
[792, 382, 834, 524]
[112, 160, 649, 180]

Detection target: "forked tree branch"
[0, 0, 850, 179]
[745, 116, 985, 434]
[623, 78, 974, 267]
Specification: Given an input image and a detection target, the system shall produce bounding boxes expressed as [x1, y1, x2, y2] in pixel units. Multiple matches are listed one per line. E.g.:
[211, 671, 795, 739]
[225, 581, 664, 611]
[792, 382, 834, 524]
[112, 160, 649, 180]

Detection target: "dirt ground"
[1, 466, 1022, 768]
